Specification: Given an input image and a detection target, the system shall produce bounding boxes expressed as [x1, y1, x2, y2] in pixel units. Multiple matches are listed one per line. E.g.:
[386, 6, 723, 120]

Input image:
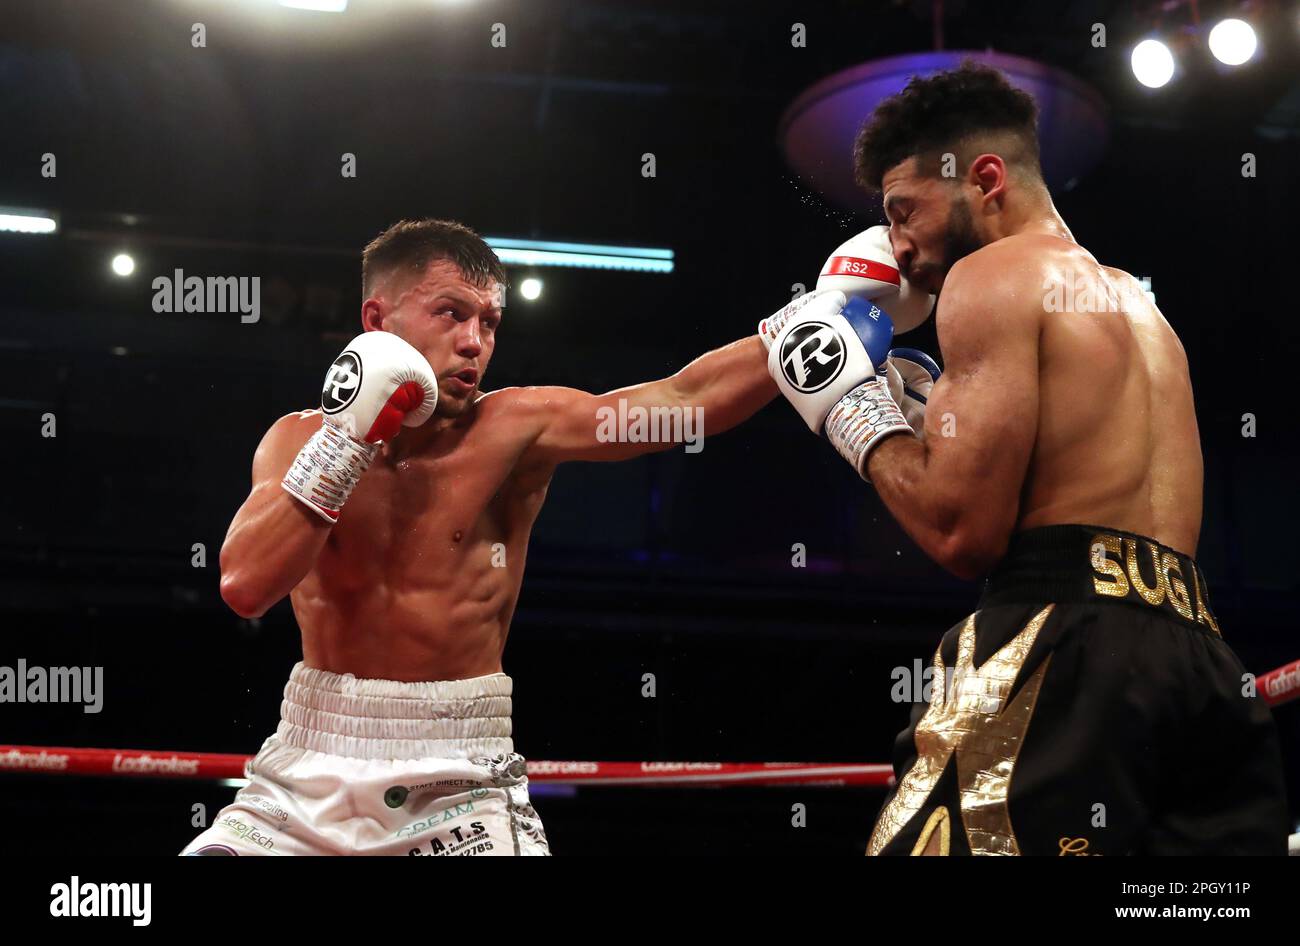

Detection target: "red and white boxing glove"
[816, 226, 934, 334]
[282, 331, 438, 522]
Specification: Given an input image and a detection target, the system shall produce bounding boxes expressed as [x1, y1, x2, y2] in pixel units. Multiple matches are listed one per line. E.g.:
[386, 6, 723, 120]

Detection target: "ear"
[360, 297, 385, 332]
[968, 153, 1009, 206]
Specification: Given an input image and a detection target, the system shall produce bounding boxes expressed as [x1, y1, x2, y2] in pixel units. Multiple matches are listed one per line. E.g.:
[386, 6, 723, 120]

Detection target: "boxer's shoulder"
[937, 240, 1048, 338]
[463, 386, 573, 452]
[474, 385, 588, 420]
[248, 410, 322, 480]
[952, 232, 1074, 284]
[264, 409, 323, 446]
[283, 408, 325, 427]
[472, 386, 551, 419]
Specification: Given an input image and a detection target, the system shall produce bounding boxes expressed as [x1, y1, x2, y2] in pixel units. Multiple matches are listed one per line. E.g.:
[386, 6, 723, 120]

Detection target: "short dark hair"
[362, 218, 507, 298]
[853, 61, 1041, 192]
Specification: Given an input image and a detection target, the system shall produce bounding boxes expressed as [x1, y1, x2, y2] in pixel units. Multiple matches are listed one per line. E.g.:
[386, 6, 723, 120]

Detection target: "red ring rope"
[4, 660, 1292, 787]
[0, 745, 894, 787]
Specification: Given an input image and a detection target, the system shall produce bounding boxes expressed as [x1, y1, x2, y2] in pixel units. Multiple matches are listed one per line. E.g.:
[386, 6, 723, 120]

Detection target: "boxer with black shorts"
[766, 62, 1288, 855]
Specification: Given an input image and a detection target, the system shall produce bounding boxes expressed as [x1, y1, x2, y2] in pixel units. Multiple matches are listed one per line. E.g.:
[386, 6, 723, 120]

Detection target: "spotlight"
[520, 277, 543, 301]
[486, 237, 674, 273]
[0, 211, 57, 234]
[1208, 18, 1257, 66]
[110, 253, 135, 277]
[278, 0, 348, 11]
[1131, 39, 1176, 88]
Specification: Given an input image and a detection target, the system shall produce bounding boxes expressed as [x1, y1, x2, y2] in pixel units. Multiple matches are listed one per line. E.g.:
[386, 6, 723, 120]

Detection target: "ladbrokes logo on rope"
[0, 748, 68, 771]
[111, 753, 199, 775]
[1265, 663, 1300, 701]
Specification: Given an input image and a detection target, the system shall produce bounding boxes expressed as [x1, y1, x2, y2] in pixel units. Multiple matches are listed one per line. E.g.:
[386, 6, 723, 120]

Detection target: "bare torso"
[1015, 237, 1203, 554]
[289, 391, 554, 682]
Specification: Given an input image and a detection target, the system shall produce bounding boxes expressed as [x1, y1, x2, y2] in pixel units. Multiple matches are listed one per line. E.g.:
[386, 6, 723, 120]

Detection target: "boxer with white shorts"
[182, 219, 783, 855]
[184, 665, 544, 856]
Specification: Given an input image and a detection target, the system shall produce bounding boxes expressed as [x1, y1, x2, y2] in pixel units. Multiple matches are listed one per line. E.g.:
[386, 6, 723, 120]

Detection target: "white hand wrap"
[281, 422, 379, 522]
[823, 377, 912, 479]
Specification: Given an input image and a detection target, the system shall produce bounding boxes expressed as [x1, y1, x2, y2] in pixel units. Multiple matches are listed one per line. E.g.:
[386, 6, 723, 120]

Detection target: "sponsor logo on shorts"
[396, 800, 480, 840]
[243, 793, 289, 824]
[407, 821, 491, 856]
[1058, 837, 1101, 856]
[218, 815, 275, 850]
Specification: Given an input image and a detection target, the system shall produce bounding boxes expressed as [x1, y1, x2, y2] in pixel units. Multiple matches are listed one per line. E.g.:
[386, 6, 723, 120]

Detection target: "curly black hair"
[853, 61, 1041, 193]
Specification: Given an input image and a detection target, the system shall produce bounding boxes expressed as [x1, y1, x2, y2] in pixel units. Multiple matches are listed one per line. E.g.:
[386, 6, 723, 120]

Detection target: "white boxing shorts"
[180, 663, 549, 856]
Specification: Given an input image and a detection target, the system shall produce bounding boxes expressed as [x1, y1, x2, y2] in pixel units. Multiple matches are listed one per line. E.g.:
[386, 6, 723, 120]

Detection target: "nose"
[455, 318, 482, 358]
[890, 231, 916, 278]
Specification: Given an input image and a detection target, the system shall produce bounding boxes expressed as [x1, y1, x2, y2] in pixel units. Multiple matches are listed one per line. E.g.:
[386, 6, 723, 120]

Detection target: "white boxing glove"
[767, 292, 913, 478]
[816, 226, 934, 334]
[282, 331, 438, 522]
[758, 288, 846, 352]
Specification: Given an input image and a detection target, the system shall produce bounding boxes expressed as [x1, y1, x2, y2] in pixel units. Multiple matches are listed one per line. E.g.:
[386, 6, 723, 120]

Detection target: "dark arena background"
[1, 0, 1298, 869]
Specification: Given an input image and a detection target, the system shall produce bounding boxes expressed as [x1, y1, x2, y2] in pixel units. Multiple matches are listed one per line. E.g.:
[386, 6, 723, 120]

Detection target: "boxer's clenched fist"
[758, 288, 846, 352]
[282, 331, 438, 522]
[816, 226, 935, 334]
[885, 348, 941, 437]
[766, 292, 913, 479]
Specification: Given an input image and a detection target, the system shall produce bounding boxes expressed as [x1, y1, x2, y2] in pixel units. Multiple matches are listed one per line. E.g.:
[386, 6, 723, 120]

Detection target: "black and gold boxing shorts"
[868, 524, 1289, 856]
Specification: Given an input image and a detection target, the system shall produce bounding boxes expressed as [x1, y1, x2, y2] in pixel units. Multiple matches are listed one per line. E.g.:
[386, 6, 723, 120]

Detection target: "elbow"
[932, 527, 1009, 581]
[219, 569, 271, 620]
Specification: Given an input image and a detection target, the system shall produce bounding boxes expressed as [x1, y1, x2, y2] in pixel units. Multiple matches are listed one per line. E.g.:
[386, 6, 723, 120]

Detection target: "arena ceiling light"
[0, 209, 58, 234]
[278, 0, 348, 11]
[1131, 38, 1176, 89]
[519, 277, 543, 301]
[110, 253, 136, 277]
[485, 237, 674, 274]
[1208, 18, 1258, 66]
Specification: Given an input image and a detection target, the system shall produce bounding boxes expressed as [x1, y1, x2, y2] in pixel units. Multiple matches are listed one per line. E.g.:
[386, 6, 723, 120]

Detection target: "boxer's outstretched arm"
[218, 412, 332, 618]
[519, 335, 777, 463]
[866, 252, 1040, 579]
